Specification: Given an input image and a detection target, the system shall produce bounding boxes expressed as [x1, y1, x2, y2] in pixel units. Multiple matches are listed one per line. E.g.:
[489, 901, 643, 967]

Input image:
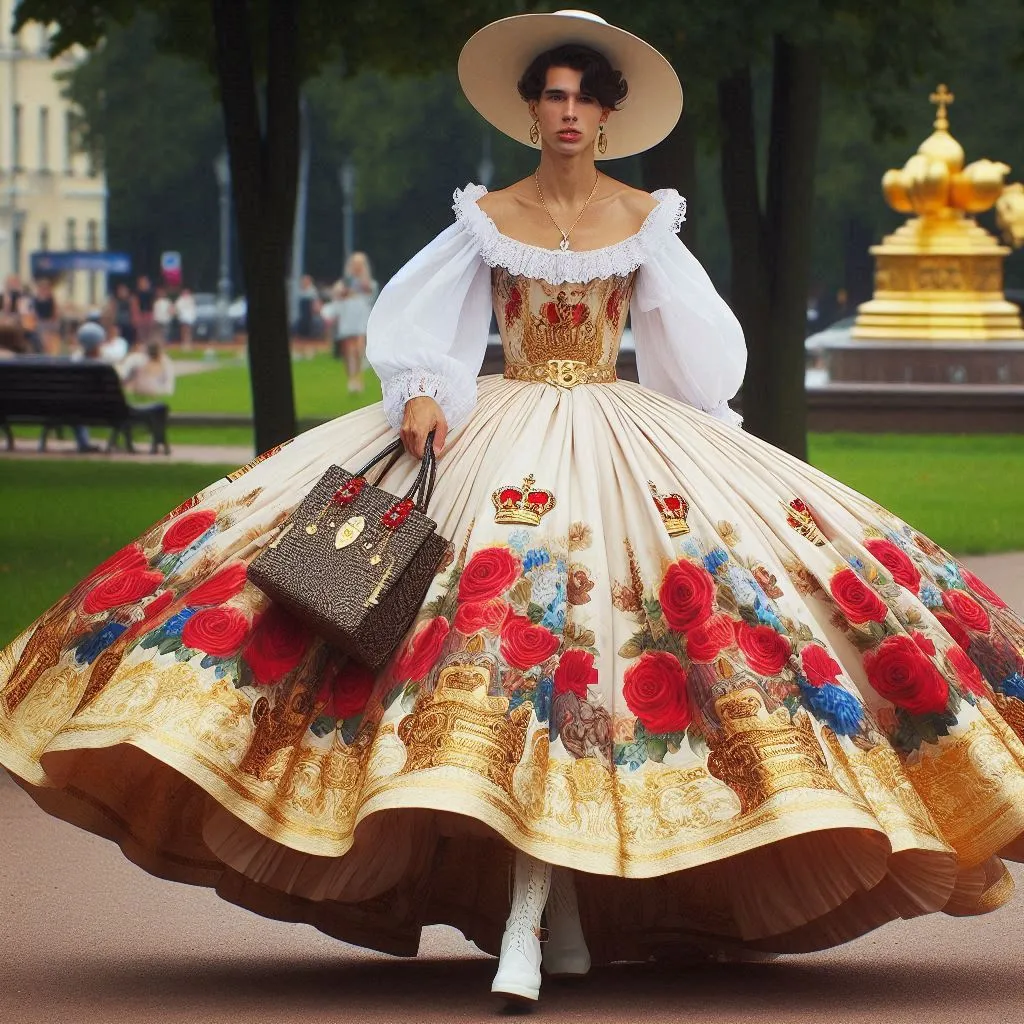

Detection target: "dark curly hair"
[517, 44, 628, 110]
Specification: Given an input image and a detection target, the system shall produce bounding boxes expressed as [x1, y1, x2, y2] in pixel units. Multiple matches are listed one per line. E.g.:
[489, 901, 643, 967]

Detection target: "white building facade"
[0, 1, 108, 310]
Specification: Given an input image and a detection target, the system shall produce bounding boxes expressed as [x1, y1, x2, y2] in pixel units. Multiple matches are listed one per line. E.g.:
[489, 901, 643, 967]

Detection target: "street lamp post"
[339, 159, 355, 272]
[213, 149, 232, 342]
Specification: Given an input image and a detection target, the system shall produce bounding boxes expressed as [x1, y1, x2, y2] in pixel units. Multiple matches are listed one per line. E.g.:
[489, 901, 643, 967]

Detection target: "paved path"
[0, 435, 253, 465]
[1, 555, 1022, 1022]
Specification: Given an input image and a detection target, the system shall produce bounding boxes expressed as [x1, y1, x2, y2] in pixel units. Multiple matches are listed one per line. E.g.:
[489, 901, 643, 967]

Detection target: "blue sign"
[29, 250, 132, 276]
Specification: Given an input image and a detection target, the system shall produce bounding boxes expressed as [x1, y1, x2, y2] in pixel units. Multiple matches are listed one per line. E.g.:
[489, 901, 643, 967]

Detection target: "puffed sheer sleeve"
[630, 191, 747, 427]
[366, 220, 492, 431]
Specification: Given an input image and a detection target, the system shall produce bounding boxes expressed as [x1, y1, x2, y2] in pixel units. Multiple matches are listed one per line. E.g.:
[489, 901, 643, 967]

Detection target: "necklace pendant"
[559, 237, 570, 252]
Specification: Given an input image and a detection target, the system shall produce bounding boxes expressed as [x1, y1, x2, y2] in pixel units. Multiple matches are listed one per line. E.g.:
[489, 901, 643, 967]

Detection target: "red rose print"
[454, 599, 510, 636]
[622, 651, 692, 735]
[553, 648, 598, 698]
[186, 563, 248, 608]
[829, 568, 888, 625]
[542, 302, 560, 325]
[83, 568, 164, 614]
[934, 611, 971, 652]
[659, 559, 715, 632]
[85, 543, 147, 583]
[162, 509, 217, 553]
[864, 539, 921, 592]
[182, 606, 249, 658]
[801, 643, 842, 687]
[959, 568, 1007, 610]
[242, 605, 313, 685]
[735, 621, 792, 675]
[500, 614, 560, 671]
[124, 589, 176, 642]
[863, 634, 949, 716]
[686, 613, 735, 664]
[318, 660, 376, 719]
[393, 616, 450, 681]
[458, 547, 521, 603]
[911, 631, 936, 657]
[941, 590, 991, 634]
[570, 302, 588, 326]
[946, 646, 986, 697]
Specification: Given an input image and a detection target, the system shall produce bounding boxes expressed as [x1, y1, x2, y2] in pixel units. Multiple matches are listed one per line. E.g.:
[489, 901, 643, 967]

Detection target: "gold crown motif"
[492, 474, 556, 527]
[648, 480, 690, 536]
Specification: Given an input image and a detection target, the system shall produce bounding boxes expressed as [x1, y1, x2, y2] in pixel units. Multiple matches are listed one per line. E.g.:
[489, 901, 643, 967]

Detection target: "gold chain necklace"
[534, 171, 601, 252]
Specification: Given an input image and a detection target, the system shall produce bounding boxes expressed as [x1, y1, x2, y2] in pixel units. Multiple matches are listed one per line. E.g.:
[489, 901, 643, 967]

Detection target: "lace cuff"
[705, 401, 743, 429]
[381, 369, 478, 432]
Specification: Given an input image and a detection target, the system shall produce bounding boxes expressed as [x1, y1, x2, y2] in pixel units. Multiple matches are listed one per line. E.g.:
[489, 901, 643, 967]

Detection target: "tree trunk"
[212, 0, 299, 454]
[717, 41, 822, 460]
[641, 115, 699, 255]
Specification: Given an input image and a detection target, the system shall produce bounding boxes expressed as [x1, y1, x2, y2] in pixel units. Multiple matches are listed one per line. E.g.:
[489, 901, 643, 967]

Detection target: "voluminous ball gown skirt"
[3, 374, 1024, 961]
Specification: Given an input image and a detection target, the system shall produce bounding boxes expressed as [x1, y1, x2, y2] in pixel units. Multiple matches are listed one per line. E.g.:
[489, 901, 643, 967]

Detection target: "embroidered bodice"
[492, 268, 635, 369]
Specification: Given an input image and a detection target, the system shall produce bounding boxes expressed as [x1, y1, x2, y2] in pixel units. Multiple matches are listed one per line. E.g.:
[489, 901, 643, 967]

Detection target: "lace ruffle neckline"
[452, 182, 687, 284]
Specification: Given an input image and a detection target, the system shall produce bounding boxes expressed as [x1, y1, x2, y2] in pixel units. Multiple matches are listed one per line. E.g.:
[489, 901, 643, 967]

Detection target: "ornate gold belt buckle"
[545, 359, 585, 388]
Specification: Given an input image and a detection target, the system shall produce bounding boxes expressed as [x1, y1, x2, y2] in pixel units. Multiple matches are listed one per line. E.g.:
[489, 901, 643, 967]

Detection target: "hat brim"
[458, 12, 683, 161]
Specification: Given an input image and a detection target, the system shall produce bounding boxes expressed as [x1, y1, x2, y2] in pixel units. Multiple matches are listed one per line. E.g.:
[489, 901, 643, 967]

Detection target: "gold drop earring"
[597, 123, 608, 155]
[529, 119, 540, 146]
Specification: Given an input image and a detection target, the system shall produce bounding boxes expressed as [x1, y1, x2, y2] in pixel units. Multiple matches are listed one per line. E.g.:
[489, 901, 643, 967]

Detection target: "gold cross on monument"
[929, 83, 955, 130]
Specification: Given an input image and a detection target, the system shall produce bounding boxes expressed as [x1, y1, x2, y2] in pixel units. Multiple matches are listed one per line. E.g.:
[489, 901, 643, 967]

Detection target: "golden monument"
[853, 85, 1024, 341]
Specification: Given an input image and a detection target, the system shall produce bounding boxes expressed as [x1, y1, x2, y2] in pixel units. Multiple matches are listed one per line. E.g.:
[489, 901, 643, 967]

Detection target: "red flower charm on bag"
[186, 563, 248, 608]
[863, 634, 949, 716]
[941, 590, 991, 634]
[659, 559, 715, 632]
[801, 643, 842, 687]
[458, 547, 521, 603]
[318, 660, 376, 720]
[934, 611, 971, 652]
[382, 498, 415, 531]
[83, 568, 164, 614]
[685, 613, 735, 664]
[162, 509, 217, 553]
[946, 646, 986, 697]
[623, 651, 692, 735]
[500, 614, 560, 670]
[243, 605, 313, 685]
[829, 568, 888, 624]
[454, 599, 510, 636]
[182, 606, 250, 658]
[735, 621, 792, 675]
[553, 648, 598, 698]
[863, 539, 921, 592]
[959, 568, 1007, 610]
[394, 616, 450, 681]
[332, 477, 366, 505]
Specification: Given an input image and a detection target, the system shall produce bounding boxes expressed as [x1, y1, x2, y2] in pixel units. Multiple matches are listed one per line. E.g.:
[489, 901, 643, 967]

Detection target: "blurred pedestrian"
[107, 282, 137, 346]
[32, 278, 60, 353]
[153, 286, 173, 342]
[121, 339, 176, 398]
[100, 322, 130, 364]
[176, 288, 196, 349]
[135, 274, 156, 343]
[328, 252, 377, 392]
[294, 273, 321, 354]
[69, 321, 107, 452]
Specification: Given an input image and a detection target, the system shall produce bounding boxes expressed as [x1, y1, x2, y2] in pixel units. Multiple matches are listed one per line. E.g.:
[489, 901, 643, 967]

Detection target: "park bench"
[0, 357, 170, 454]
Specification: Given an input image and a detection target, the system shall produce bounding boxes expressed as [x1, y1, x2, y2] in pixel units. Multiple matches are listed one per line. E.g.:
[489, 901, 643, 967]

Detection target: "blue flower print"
[534, 676, 553, 724]
[919, 583, 942, 610]
[164, 607, 198, 638]
[75, 622, 128, 665]
[999, 672, 1024, 701]
[507, 529, 531, 554]
[541, 602, 566, 632]
[523, 548, 551, 572]
[846, 555, 865, 572]
[726, 565, 758, 605]
[799, 680, 863, 737]
[555, 558, 567, 575]
[703, 548, 729, 574]
[754, 596, 785, 634]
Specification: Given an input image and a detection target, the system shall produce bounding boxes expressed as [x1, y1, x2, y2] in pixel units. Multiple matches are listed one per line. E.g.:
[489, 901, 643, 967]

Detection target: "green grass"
[0, 461, 233, 643]
[808, 433, 1022, 555]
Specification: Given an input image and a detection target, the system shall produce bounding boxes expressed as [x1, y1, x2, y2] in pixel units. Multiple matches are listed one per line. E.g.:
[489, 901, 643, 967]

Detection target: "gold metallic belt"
[503, 359, 617, 389]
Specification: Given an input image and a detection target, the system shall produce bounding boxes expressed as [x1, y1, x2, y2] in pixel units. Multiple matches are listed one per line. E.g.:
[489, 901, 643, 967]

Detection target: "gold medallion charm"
[335, 515, 366, 549]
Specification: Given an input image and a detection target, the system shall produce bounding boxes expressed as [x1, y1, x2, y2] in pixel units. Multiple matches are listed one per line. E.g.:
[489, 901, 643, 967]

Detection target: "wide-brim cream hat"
[458, 9, 683, 161]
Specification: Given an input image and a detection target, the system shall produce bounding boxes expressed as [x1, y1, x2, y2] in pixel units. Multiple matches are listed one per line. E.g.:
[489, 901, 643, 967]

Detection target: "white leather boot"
[491, 851, 551, 1003]
[542, 866, 591, 977]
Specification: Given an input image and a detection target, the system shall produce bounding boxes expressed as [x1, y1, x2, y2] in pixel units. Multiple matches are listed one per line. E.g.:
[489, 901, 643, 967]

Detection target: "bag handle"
[353, 431, 438, 514]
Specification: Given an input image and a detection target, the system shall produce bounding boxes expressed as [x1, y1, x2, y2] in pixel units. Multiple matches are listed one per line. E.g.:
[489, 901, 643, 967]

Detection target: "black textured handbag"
[247, 435, 449, 669]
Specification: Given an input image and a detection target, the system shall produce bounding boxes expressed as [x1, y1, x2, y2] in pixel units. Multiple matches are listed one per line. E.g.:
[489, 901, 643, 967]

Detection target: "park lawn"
[1, 433, 1019, 645]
